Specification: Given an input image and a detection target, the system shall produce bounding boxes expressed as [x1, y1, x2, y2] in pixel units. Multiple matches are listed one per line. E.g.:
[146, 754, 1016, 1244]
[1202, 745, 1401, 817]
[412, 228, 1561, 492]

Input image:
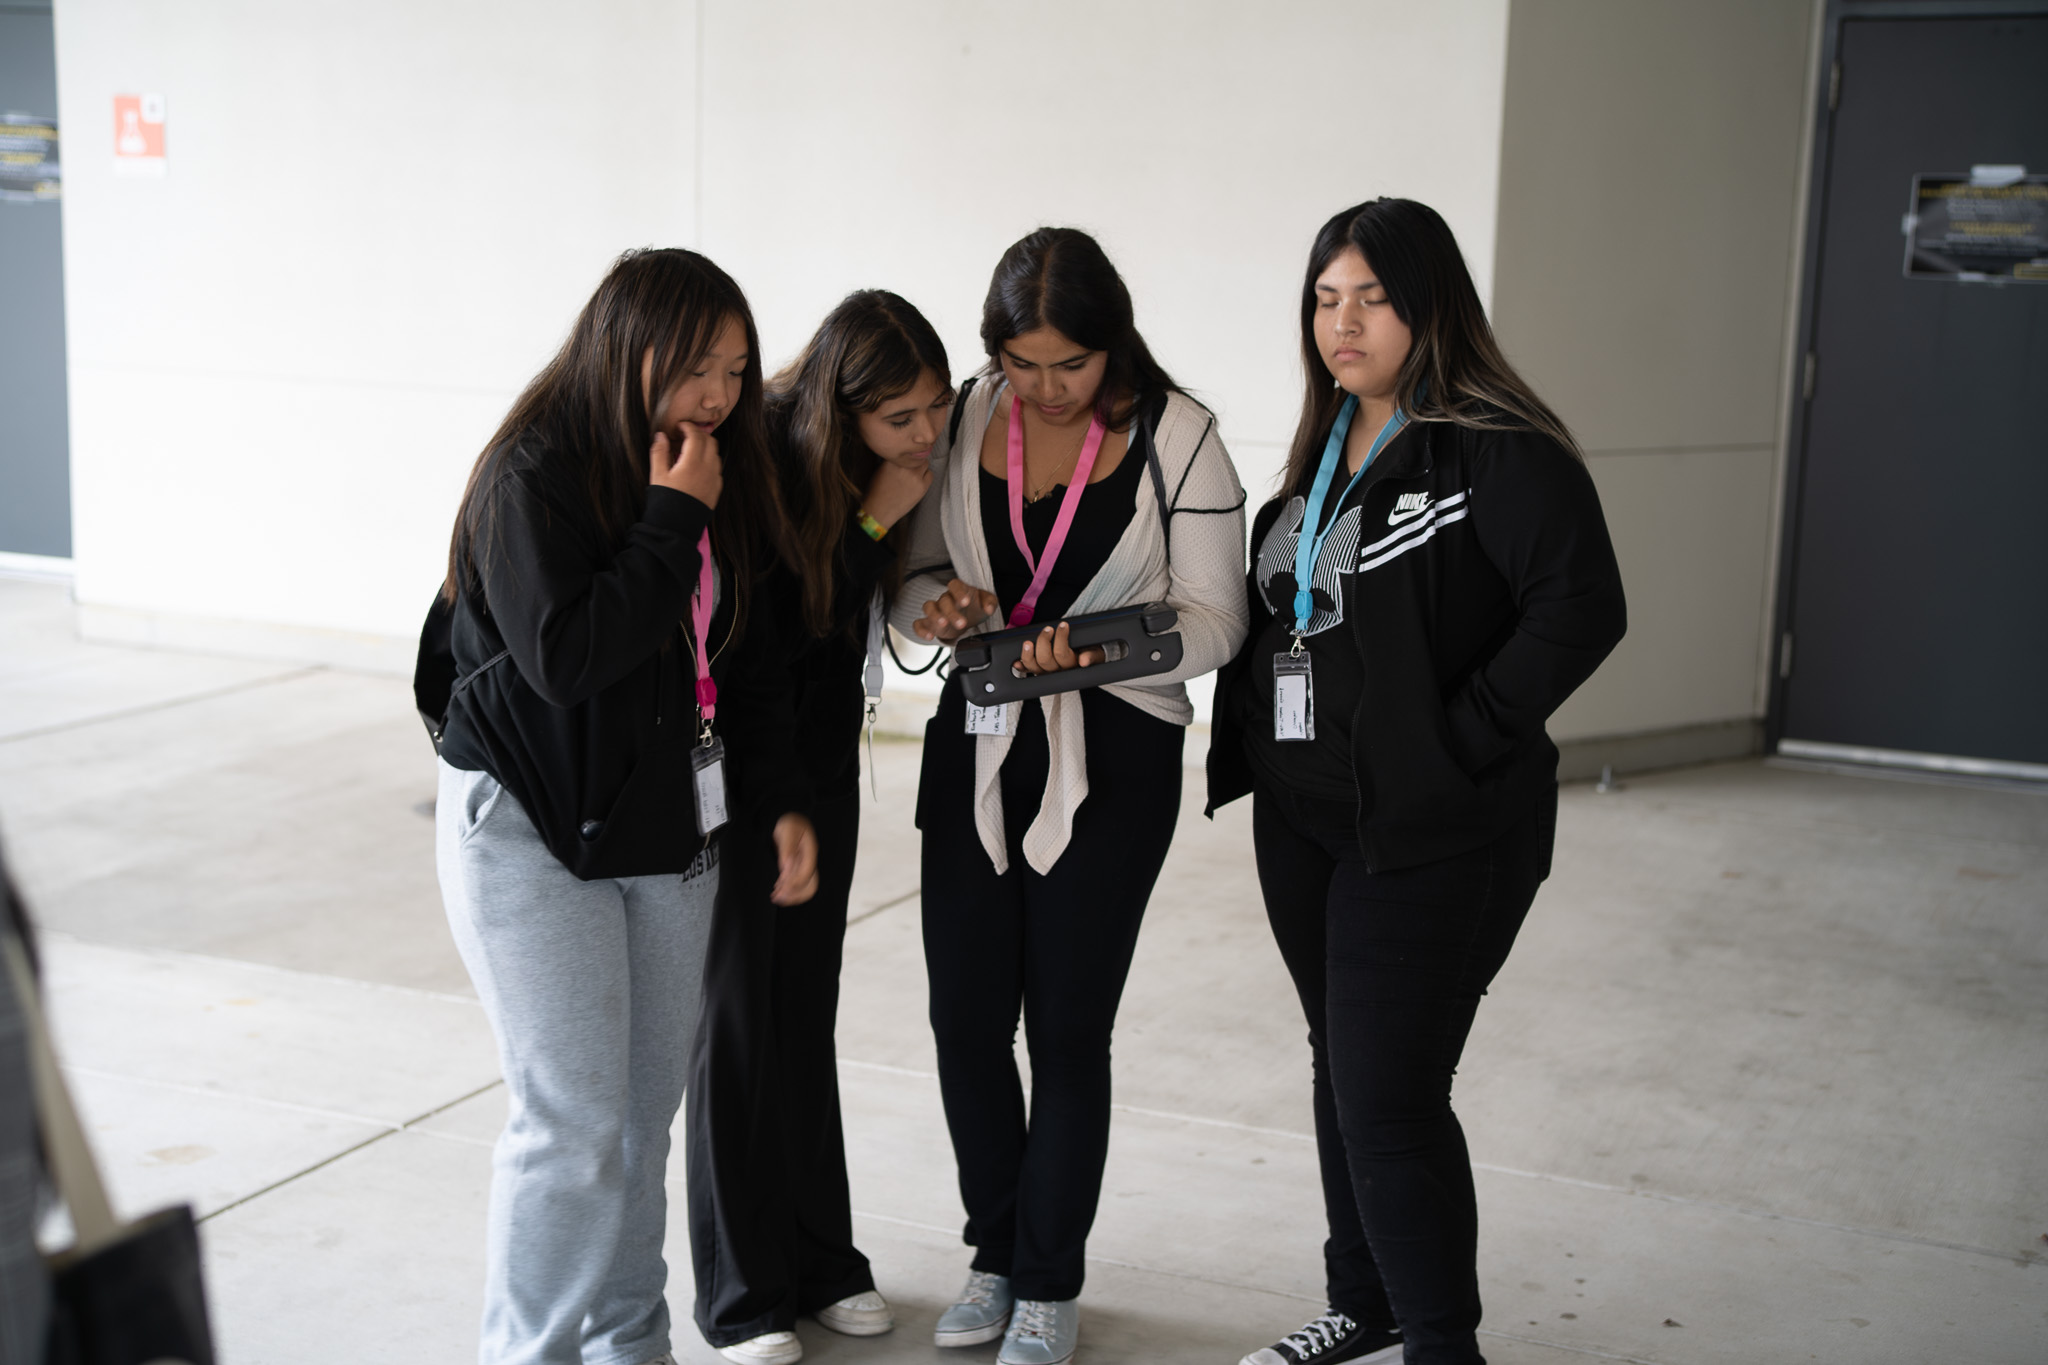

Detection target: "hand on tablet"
[914, 579, 1000, 643]
[1015, 620, 1105, 675]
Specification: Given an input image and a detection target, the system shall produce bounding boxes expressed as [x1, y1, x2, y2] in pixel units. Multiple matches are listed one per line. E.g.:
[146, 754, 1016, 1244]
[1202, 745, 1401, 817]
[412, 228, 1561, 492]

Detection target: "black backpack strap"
[432, 647, 511, 752]
[1138, 390, 1176, 570]
[413, 593, 458, 751]
[452, 649, 510, 697]
[414, 590, 511, 754]
[947, 375, 979, 448]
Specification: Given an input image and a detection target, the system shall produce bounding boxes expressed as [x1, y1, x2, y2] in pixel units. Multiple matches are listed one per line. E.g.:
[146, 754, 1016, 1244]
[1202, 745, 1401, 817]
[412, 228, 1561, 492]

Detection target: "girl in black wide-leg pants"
[688, 788, 870, 1339]
[686, 290, 960, 1359]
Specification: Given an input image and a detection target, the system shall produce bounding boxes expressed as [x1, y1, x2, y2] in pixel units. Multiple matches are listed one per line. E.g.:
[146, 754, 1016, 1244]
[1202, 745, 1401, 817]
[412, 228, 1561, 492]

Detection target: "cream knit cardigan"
[891, 380, 1250, 875]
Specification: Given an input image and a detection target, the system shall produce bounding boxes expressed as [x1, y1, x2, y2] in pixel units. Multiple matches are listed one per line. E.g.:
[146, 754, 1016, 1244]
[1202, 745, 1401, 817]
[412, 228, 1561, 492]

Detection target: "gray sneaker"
[934, 1270, 1012, 1347]
[997, 1298, 1078, 1365]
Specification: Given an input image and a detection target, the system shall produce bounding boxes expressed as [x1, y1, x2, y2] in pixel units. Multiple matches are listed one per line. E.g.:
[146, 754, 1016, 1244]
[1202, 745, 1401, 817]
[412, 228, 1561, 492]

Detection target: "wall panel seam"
[1581, 443, 1775, 459]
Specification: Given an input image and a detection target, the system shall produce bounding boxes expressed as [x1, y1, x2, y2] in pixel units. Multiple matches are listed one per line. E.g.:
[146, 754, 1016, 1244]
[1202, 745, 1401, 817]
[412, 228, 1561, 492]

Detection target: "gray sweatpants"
[436, 760, 716, 1365]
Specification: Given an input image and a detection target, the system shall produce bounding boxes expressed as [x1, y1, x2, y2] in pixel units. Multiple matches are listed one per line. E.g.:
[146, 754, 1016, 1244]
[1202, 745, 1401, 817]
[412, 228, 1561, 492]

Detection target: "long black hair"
[979, 227, 1178, 430]
[767, 290, 951, 636]
[1285, 198, 1578, 494]
[445, 247, 785, 625]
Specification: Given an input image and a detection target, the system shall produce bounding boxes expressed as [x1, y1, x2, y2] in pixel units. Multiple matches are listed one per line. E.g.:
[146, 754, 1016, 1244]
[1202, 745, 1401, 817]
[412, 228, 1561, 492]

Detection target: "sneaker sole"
[999, 1345, 1075, 1365]
[717, 1347, 802, 1365]
[814, 1310, 893, 1337]
[934, 1316, 1010, 1347]
[1240, 1342, 1401, 1365]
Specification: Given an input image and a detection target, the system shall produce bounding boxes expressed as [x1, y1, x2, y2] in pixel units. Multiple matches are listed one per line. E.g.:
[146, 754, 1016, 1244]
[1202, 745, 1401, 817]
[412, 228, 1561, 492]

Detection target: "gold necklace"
[1019, 425, 1082, 504]
[1023, 454, 1077, 505]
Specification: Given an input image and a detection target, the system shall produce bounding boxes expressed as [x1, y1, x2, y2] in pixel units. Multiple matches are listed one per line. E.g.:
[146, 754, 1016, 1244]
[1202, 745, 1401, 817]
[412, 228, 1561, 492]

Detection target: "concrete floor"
[1, 576, 2042, 1365]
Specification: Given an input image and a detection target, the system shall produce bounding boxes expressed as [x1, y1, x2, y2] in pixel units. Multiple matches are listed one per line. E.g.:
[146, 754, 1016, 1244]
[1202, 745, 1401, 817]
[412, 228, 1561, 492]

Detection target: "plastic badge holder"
[953, 602, 1183, 705]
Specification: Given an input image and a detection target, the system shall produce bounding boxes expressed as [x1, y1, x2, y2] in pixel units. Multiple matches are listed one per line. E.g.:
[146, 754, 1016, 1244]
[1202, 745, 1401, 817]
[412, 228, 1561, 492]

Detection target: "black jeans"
[687, 790, 873, 1347]
[1251, 778, 1555, 1365]
[919, 683, 1183, 1302]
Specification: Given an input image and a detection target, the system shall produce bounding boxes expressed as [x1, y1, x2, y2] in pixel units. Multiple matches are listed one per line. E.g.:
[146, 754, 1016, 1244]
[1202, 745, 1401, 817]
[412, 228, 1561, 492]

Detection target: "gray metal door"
[1778, 9, 2048, 773]
[0, 1, 70, 559]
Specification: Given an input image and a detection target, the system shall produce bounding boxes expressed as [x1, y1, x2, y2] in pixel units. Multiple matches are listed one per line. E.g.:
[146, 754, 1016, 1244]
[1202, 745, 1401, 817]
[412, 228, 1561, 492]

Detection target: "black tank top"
[978, 436, 1144, 627]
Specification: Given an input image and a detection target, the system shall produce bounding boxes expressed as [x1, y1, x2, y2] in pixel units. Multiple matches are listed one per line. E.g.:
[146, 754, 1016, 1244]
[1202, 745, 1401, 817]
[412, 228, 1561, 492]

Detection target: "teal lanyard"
[1292, 394, 1407, 635]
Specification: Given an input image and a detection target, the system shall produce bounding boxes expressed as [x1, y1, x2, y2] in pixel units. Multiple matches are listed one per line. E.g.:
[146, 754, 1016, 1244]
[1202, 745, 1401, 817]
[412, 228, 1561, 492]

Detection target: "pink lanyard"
[691, 530, 717, 736]
[1005, 396, 1107, 627]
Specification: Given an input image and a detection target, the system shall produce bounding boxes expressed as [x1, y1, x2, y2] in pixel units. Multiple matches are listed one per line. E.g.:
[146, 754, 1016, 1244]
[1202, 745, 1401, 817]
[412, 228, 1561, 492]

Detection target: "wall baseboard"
[0, 551, 75, 583]
[1556, 717, 1763, 782]
[76, 603, 415, 676]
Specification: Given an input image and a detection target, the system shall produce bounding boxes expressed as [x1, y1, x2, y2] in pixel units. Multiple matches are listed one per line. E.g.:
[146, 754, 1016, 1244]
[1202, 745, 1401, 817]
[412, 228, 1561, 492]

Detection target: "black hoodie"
[421, 441, 804, 880]
[1207, 417, 1626, 872]
[753, 401, 905, 801]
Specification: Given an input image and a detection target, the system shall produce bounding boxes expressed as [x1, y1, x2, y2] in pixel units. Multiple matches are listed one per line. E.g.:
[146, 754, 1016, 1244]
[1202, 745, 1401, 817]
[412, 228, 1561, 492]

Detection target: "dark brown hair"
[979, 227, 1178, 430]
[767, 290, 951, 637]
[445, 247, 785, 628]
[1285, 198, 1579, 494]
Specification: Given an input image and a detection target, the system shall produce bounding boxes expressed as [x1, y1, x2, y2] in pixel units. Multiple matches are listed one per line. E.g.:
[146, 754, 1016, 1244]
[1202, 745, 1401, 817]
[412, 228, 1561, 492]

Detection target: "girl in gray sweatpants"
[424, 248, 817, 1365]
[437, 763, 716, 1365]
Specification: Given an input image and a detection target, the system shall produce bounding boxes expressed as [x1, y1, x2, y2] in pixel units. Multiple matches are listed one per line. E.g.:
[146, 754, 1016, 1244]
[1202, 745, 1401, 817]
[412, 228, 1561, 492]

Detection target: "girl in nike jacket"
[1210, 200, 1626, 1365]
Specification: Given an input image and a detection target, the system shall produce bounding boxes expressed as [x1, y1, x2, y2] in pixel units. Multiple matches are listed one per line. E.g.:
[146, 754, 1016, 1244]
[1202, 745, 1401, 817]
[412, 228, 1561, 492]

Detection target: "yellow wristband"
[855, 509, 887, 541]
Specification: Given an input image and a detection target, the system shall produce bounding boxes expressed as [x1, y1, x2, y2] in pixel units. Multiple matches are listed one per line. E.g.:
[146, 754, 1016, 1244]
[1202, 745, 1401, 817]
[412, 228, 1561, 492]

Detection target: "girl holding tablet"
[892, 227, 1248, 1365]
[1209, 199, 1626, 1365]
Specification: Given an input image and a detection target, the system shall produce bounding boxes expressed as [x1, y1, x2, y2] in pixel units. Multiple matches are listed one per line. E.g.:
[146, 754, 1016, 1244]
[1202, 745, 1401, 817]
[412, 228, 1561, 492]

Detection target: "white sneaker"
[814, 1288, 894, 1336]
[718, 1331, 802, 1365]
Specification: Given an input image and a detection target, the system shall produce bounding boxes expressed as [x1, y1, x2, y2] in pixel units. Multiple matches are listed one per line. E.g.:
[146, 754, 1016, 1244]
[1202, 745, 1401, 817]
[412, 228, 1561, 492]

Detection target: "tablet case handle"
[953, 603, 1183, 704]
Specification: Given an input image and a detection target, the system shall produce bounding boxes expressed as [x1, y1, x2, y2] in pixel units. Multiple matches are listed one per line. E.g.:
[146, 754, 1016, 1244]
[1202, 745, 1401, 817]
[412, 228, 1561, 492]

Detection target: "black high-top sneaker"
[1239, 1309, 1402, 1365]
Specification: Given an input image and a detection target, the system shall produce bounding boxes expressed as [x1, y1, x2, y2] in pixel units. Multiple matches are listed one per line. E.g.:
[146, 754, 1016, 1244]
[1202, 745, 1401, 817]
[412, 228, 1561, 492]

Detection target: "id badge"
[965, 701, 1010, 736]
[691, 736, 729, 836]
[1273, 650, 1314, 742]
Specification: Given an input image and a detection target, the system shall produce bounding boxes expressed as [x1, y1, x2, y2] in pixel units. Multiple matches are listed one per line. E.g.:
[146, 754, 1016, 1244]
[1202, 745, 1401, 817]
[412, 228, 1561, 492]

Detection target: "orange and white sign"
[113, 93, 165, 176]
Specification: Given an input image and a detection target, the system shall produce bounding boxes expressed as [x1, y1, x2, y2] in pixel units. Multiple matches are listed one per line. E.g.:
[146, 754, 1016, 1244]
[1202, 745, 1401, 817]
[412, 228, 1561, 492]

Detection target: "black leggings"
[1251, 779, 1555, 1365]
[918, 682, 1184, 1302]
[686, 790, 872, 1347]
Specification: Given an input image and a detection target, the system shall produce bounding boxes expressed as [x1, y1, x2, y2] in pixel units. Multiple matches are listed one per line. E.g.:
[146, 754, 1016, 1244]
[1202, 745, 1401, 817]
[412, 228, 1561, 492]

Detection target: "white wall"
[700, 0, 1510, 502]
[1489, 0, 1818, 747]
[53, 0, 1826, 757]
[56, 0, 697, 665]
[54, 0, 1513, 683]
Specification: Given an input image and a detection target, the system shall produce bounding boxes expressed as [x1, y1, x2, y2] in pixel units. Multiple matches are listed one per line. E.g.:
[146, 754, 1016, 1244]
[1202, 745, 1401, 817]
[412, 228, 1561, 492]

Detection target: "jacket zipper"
[1350, 688, 1374, 873]
[1346, 426, 1432, 874]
